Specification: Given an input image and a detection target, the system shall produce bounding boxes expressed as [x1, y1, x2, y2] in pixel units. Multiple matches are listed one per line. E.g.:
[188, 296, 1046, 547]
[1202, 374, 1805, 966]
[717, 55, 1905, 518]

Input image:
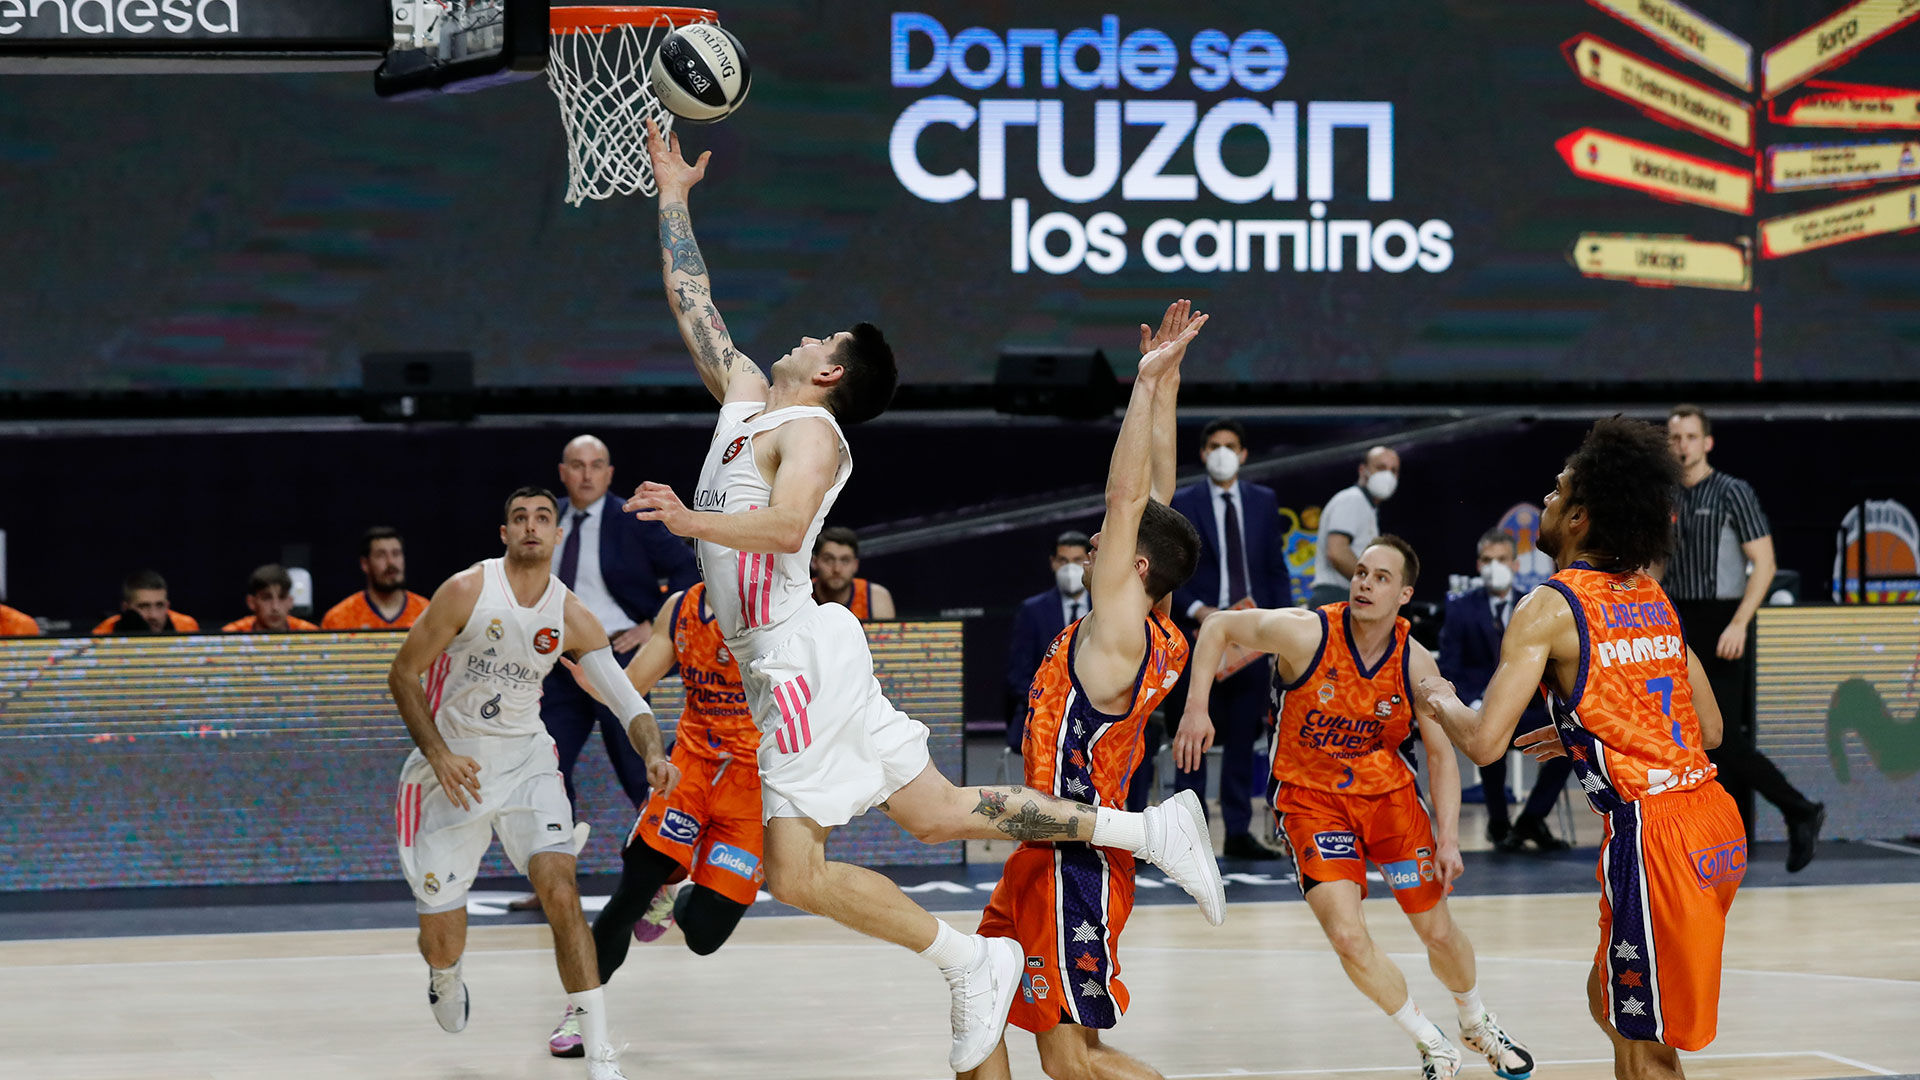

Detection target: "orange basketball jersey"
[321, 590, 429, 630]
[671, 584, 760, 760]
[1021, 608, 1188, 809]
[1544, 563, 1715, 811]
[1269, 603, 1418, 796]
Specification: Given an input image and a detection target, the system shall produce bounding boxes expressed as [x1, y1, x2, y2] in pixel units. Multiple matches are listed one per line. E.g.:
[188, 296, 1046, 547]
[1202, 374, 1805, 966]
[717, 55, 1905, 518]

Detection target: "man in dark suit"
[1438, 528, 1571, 852]
[546, 433, 701, 808]
[1165, 419, 1292, 859]
[1004, 530, 1093, 749]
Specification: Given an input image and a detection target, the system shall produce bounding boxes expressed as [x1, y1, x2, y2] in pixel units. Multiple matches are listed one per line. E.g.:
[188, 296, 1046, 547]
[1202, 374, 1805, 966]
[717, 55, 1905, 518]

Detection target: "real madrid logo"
[1317, 682, 1335, 703]
[423, 872, 440, 896]
[486, 618, 505, 641]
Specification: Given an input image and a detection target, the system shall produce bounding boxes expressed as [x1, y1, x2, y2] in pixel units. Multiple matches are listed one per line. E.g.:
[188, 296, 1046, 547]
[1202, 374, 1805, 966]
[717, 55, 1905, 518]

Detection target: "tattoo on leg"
[996, 805, 1079, 842]
[971, 789, 1009, 819]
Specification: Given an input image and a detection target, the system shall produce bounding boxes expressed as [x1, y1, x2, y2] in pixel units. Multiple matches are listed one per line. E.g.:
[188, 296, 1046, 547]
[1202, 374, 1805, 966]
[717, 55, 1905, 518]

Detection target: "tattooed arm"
[645, 120, 768, 406]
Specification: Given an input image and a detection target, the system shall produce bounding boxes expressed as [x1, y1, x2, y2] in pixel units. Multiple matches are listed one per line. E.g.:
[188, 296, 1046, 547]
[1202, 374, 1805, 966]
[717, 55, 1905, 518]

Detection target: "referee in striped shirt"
[1660, 405, 1824, 872]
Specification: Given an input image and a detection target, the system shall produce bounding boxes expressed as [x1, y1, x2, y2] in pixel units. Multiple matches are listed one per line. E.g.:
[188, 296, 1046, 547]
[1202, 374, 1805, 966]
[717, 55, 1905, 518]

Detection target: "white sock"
[1389, 999, 1447, 1049]
[1452, 985, 1487, 1028]
[567, 987, 609, 1057]
[920, 919, 977, 972]
[1090, 806, 1147, 854]
[429, 958, 461, 985]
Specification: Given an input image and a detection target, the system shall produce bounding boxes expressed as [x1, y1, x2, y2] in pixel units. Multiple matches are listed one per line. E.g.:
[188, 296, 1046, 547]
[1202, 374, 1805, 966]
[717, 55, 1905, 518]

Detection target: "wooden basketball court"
[1, 883, 1912, 1079]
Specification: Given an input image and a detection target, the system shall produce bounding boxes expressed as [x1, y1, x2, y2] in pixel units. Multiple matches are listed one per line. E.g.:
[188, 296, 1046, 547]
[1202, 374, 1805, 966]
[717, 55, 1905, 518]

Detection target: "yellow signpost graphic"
[1564, 33, 1754, 151]
[1760, 183, 1920, 256]
[1570, 232, 1752, 290]
[1767, 140, 1920, 191]
[1586, 0, 1752, 90]
[1762, 0, 1920, 100]
[1771, 81, 1920, 130]
[1557, 127, 1754, 212]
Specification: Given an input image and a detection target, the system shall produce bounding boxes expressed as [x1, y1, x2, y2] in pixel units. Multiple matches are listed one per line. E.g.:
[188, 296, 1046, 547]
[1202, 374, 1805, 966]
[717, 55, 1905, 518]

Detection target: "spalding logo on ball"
[650, 24, 751, 124]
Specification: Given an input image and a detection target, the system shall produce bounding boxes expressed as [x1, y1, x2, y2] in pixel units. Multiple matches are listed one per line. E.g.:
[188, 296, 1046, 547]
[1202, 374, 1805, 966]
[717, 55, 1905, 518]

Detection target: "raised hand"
[1137, 313, 1208, 382]
[645, 118, 710, 197]
[1139, 299, 1202, 355]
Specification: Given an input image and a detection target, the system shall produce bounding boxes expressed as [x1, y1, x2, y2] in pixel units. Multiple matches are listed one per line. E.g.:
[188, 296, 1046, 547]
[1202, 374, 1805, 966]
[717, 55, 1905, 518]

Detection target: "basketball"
[649, 23, 751, 124]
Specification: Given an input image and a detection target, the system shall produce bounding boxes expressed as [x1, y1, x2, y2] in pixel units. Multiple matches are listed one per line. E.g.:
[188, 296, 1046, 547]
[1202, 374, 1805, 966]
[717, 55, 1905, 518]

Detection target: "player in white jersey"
[622, 122, 1227, 1074]
[387, 486, 678, 1080]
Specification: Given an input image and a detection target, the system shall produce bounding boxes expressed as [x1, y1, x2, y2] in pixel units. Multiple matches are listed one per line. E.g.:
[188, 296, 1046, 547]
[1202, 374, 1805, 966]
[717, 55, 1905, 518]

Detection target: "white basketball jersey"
[427, 557, 568, 739]
[693, 401, 851, 657]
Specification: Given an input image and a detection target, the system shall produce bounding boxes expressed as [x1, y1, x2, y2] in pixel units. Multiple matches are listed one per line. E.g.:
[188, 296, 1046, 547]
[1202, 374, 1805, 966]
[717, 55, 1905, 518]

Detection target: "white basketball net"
[547, 12, 712, 206]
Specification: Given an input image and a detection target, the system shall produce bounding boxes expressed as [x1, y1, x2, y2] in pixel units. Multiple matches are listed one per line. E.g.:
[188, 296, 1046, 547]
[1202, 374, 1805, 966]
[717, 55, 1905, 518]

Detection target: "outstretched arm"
[1172, 607, 1322, 770]
[647, 120, 767, 405]
[1417, 584, 1567, 765]
[1076, 313, 1206, 705]
[1140, 300, 1199, 505]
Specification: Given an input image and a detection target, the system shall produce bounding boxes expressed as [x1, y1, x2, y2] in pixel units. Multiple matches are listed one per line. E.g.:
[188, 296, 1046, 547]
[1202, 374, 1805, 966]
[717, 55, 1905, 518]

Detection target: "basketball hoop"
[547, 6, 719, 206]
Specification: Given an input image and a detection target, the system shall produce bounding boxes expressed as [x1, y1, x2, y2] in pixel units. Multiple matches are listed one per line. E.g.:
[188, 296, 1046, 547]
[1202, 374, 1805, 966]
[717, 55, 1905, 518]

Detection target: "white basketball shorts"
[740, 602, 931, 828]
[395, 731, 575, 914]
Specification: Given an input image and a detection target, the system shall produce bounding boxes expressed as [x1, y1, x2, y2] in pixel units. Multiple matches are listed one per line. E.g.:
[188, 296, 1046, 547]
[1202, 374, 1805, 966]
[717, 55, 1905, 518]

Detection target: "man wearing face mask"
[1439, 529, 1571, 852]
[1311, 447, 1401, 608]
[1167, 419, 1292, 859]
[1005, 531, 1093, 750]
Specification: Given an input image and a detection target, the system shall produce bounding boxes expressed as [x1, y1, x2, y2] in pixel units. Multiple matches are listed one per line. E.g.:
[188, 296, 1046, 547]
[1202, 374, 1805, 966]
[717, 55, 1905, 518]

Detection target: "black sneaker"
[1501, 815, 1570, 854]
[1221, 833, 1284, 861]
[1485, 818, 1511, 848]
[1786, 804, 1826, 873]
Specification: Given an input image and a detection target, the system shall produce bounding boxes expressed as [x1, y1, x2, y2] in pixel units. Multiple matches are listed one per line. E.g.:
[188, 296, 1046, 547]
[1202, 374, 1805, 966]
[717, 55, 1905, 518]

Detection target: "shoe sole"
[1168, 790, 1227, 926]
[550, 1042, 585, 1059]
[950, 937, 1022, 1073]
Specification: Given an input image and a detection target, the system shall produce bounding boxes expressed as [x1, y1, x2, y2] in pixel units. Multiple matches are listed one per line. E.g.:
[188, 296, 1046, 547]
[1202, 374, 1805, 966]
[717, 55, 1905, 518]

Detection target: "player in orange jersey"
[321, 527, 431, 630]
[1177, 535, 1535, 1080]
[0, 603, 39, 636]
[1418, 418, 1739, 1080]
[546, 581, 765, 1058]
[221, 564, 318, 632]
[964, 301, 1214, 1080]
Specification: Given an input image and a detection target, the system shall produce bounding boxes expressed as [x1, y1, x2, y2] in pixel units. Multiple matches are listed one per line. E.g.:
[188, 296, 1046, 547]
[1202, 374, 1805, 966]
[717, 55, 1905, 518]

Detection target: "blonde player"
[387, 486, 677, 1080]
[625, 122, 1225, 1074]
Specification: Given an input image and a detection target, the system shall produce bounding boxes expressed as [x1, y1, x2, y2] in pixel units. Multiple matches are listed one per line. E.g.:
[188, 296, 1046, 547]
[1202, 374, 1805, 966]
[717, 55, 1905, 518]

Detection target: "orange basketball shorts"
[1595, 782, 1745, 1051]
[629, 747, 765, 906]
[1272, 782, 1445, 913]
[978, 843, 1137, 1032]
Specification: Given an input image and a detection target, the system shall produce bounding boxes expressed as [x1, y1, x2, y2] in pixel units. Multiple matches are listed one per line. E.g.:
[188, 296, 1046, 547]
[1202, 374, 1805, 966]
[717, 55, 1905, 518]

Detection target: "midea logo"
[0, 0, 241, 37]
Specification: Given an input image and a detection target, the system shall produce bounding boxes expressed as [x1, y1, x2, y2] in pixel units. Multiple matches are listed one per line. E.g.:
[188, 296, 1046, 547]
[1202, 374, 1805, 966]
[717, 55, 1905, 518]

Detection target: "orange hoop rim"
[550, 5, 718, 34]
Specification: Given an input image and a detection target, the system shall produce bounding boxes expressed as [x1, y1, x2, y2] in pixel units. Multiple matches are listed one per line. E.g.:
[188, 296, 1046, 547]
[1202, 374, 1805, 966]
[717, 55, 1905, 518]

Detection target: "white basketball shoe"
[1460, 1012, 1535, 1079]
[1141, 790, 1227, 925]
[1419, 1036, 1463, 1080]
[945, 935, 1021, 1072]
[586, 1042, 630, 1080]
[427, 965, 468, 1033]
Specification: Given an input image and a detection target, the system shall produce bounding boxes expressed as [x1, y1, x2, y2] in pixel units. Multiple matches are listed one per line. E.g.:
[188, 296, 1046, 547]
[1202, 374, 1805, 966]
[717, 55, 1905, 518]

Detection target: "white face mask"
[1364, 469, 1398, 501]
[1205, 446, 1241, 483]
[1481, 559, 1514, 593]
[1055, 562, 1086, 596]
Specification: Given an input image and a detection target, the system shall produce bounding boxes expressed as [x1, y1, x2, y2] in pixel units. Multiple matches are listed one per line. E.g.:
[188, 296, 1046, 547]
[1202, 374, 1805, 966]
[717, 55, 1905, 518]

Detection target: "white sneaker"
[586, 1042, 630, 1080]
[945, 935, 1021, 1072]
[426, 966, 468, 1033]
[1141, 790, 1226, 925]
[1419, 1036, 1463, 1080]
[1460, 1012, 1535, 1079]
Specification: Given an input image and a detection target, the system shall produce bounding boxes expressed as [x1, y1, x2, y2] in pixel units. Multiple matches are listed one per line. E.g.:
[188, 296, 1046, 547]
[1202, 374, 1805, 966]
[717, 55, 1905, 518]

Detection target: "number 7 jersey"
[1542, 562, 1716, 813]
